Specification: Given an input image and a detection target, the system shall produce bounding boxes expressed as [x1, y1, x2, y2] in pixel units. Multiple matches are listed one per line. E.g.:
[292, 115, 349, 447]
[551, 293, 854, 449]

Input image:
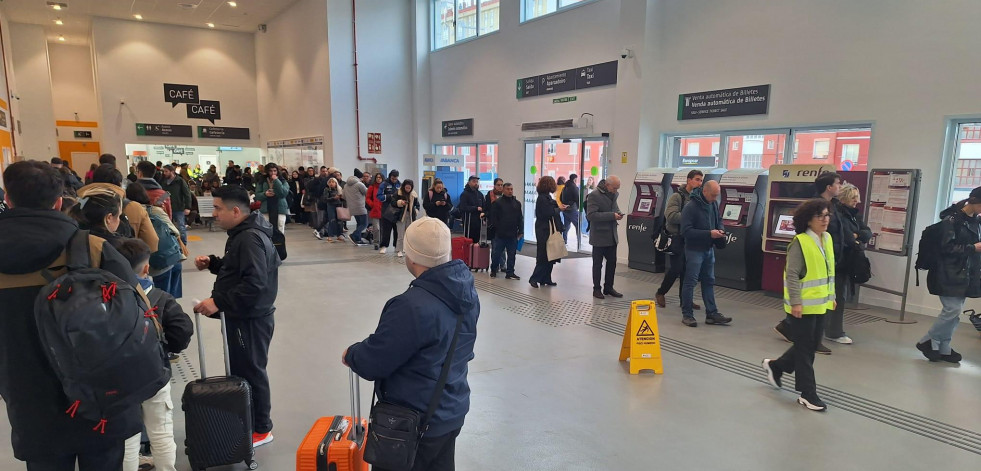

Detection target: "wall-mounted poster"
[865, 169, 920, 256]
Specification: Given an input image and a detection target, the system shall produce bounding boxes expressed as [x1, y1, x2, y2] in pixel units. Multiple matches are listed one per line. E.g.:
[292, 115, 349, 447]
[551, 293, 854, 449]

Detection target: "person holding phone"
[255, 163, 289, 234]
[585, 176, 624, 300]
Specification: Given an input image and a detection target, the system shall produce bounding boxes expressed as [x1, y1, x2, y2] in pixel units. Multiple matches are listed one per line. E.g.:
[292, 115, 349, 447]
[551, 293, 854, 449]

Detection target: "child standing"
[113, 239, 194, 471]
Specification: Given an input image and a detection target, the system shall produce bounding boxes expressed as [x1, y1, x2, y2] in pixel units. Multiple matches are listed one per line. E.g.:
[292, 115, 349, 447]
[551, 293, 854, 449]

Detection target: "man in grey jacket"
[586, 176, 624, 300]
[343, 176, 369, 245]
[656, 170, 703, 309]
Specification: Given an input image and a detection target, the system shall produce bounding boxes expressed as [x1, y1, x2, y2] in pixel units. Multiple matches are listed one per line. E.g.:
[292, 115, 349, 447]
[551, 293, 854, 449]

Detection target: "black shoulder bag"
[363, 314, 463, 471]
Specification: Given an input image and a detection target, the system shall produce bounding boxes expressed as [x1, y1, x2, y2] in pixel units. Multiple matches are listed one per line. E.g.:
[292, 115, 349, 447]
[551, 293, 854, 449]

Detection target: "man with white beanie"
[343, 217, 479, 471]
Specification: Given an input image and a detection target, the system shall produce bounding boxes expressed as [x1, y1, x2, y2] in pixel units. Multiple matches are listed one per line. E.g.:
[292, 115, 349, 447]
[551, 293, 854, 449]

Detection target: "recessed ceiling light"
[207, 23, 215, 28]
[54, 19, 63, 25]
[58, 35, 65, 41]
[228, 1, 237, 7]
[134, 14, 143, 20]
[52, 4, 62, 10]
[46, 1, 68, 9]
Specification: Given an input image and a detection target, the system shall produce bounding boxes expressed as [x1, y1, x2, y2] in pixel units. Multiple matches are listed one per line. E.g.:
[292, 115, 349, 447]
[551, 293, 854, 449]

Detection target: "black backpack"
[116, 199, 135, 238]
[914, 219, 948, 286]
[34, 231, 170, 432]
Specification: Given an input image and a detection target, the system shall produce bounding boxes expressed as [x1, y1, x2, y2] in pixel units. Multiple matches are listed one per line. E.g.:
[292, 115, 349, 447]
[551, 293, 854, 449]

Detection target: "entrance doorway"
[523, 138, 608, 254]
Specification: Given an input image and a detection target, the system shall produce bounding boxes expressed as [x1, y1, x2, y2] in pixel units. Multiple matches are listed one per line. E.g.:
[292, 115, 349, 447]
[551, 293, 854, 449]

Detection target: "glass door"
[523, 137, 608, 254]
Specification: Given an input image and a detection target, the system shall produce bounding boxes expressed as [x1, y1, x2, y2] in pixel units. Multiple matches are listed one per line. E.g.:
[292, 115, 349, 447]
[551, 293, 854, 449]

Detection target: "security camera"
[258, 24, 267, 33]
[620, 48, 634, 59]
[119, 98, 125, 105]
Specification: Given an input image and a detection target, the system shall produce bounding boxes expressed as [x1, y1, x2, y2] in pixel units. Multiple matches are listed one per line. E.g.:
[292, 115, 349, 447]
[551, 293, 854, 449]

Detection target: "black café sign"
[163, 83, 222, 124]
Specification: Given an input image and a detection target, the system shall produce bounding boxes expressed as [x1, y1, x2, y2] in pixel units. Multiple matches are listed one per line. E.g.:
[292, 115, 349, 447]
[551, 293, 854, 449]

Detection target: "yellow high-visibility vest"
[784, 232, 836, 315]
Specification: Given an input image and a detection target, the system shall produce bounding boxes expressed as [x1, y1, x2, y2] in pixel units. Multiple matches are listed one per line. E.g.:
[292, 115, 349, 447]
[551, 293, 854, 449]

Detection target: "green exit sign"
[553, 96, 577, 104]
[73, 130, 93, 139]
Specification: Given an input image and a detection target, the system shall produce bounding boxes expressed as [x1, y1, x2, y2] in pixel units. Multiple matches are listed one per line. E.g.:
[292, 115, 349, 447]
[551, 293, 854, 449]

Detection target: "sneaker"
[543, 281, 557, 287]
[762, 359, 782, 389]
[827, 335, 853, 345]
[313, 230, 323, 240]
[505, 274, 521, 280]
[252, 432, 274, 447]
[373, 244, 379, 250]
[593, 290, 605, 300]
[916, 340, 941, 361]
[655, 293, 666, 308]
[529, 281, 540, 288]
[682, 316, 697, 327]
[705, 312, 732, 325]
[396, 251, 404, 258]
[490, 271, 497, 278]
[798, 393, 827, 412]
[167, 352, 180, 363]
[774, 321, 792, 343]
[603, 288, 624, 298]
[940, 349, 962, 363]
[816, 343, 832, 355]
[379, 247, 387, 254]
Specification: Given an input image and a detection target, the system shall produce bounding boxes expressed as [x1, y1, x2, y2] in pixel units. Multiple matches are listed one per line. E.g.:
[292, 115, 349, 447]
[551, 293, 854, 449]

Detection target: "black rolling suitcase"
[182, 311, 257, 470]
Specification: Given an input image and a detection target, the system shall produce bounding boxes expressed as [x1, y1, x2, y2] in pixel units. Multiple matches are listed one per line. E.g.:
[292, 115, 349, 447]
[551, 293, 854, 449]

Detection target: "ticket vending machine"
[761, 165, 868, 294]
[627, 168, 675, 272]
[714, 169, 768, 291]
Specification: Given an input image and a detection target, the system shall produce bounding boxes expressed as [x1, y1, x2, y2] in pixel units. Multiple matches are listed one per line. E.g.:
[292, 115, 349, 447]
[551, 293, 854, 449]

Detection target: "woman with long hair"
[366, 173, 385, 250]
[71, 189, 124, 243]
[321, 177, 344, 242]
[392, 179, 420, 258]
[528, 176, 567, 288]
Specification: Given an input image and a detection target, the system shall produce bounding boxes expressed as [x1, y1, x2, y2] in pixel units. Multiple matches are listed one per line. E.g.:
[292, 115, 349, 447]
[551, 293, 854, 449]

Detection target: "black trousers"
[463, 213, 481, 241]
[26, 442, 124, 471]
[529, 261, 555, 284]
[770, 314, 825, 395]
[592, 244, 617, 291]
[824, 274, 848, 338]
[379, 218, 399, 248]
[225, 314, 275, 434]
[656, 248, 686, 297]
[374, 428, 461, 471]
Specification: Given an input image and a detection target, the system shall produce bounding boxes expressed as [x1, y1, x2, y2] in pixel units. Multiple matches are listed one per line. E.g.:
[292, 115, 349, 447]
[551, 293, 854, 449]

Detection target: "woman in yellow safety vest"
[762, 198, 836, 412]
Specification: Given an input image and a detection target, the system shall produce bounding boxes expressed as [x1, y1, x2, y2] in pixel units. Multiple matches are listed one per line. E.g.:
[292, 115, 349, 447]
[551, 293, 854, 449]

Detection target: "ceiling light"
[54, 19, 63, 25]
[47, 1, 68, 9]
[134, 14, 143, 20]
[58, 36, 65, 41]
[207, 23, 215, 28]
[228, 1, 237, 6]
[53, 4, 62, 10]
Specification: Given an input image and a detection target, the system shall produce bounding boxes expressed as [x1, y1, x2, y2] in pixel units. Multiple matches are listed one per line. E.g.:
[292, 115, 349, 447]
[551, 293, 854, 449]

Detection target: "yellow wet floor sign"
[619, 300, 664, 374]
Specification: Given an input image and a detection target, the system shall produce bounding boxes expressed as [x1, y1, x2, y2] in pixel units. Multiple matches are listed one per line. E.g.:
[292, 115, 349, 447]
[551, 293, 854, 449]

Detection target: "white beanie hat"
[404, 217, 452, 268]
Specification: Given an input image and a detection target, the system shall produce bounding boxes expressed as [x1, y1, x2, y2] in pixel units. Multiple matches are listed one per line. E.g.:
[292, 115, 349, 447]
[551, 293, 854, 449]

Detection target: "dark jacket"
[0, 209, 142, 460]
[490, 194, 523, 239]
[458, 186, 484, 215]
[345, 260, 479, 438]
[377, 179, 401, 206]
[225, 166, 242, 186]
[424, 189, 453, 223]
[585, 182, 621, 247]
[322, 185, 344, 208]
[839, 203, 872, 255]
[534, 193, 563, 263]
[208, 212, 281, 319]
[681, 188, 724, 252]
[928, 204, 981, 298]
[147, 286, 194, 354]
[161, 176, 192, 213]
[306, 176, 328, 210]
[826, 197, 846, 266]
[561, 181, 581, 211]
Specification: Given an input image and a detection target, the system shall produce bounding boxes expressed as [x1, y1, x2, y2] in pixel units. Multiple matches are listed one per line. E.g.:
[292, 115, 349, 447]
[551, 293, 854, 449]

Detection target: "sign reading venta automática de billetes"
[678, 84, 770, 120]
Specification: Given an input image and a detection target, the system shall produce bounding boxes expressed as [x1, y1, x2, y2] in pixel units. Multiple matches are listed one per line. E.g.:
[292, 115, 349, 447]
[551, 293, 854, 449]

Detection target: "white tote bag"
[546, 219, 568, 262]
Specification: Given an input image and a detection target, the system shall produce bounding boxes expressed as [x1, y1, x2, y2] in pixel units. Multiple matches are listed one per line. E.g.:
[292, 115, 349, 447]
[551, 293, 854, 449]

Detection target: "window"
[767, 139, 775, 150]
[841, 144, 859, 163]
[947, 123, 981, 204]
[433, 0, 498, 50]
[732, 141, 739, 151]
[687, 142, 700, 156]
[812, 139, 830, 159]
[584, 145, 591, 161]
[711, 141, 720, 156]
[433, 143, 499, 193]
[792, 128, 871, 170]
[522, 0, 594, 22]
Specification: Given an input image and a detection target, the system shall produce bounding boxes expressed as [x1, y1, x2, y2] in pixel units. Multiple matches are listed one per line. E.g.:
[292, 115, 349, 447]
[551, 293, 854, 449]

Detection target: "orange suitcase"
[296, 369, 369, 471]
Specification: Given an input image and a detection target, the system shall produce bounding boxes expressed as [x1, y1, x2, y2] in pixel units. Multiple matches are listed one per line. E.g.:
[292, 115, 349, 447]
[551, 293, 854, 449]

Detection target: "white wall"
[8, 23, 57, 159]
[48, 43, 99, 122]
[328, 0, 415, 177]
[91, 17, 261, 156]
[255, 0, 332, 163]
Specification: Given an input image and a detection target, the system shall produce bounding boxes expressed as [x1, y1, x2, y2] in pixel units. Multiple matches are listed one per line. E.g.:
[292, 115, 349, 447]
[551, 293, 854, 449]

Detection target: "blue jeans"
[491, 237, 517, 275]
[682, 248, 718, 318]
[322, 206, 339, 237]
[352, 214, 368, 242]
[920, 296, 965, 355]
[172, 212, 187, 245]
[151, 262, 183, 299]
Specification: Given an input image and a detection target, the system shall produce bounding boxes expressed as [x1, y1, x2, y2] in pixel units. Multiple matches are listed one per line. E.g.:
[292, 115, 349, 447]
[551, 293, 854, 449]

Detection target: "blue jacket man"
[344, 217, 479, 459]
[679, 180, 732, 327]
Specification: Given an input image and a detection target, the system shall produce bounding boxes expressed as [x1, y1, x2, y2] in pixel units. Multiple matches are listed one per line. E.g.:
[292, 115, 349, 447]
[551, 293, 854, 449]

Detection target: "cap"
[403, 217, 452, 268]
[163, 164, 175, 171]
[353, 168, 364, 178]
[970, 187, 981, 203]
[50, 157, 63, 165]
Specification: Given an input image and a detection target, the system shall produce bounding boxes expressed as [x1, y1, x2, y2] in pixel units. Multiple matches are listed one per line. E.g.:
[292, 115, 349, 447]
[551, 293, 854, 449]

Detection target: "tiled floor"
[1, 223, 979, 470]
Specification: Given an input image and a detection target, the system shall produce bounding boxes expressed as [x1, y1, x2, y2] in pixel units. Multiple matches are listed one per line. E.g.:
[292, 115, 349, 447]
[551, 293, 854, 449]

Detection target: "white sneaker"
[396, 251, 404, 258]
[313, 230, 323, 240]
[827, 335, 853, 345]
[379, 247, 387, 254]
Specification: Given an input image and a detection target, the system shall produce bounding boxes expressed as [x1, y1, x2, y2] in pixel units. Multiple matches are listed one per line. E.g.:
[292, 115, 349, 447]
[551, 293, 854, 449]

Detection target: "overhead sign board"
[516, 61, 619, 99]
[187, 100, 221, 124]
[73, 130, 92, 139]
[164, 83, 199, 107]
[441, 119, 474, 137]
[678, 84, 771, 120]
[267, 136, 324, 148]
[198, 126, 250, 140]
[679, 156, 718, 167]
[136, 123, 193, 138]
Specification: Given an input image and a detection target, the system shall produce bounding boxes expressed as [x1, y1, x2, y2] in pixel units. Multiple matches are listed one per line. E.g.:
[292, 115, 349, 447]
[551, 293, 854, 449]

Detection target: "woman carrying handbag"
[529, 176, 568, 288]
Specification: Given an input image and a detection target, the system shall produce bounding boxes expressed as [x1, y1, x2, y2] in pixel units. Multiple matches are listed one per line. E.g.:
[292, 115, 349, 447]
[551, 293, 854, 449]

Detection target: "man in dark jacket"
[561, 174, 581, 243]
[680, 180, 731, 327]
[344, 217, 479, 470]
[917, 188, 981, 364]
[376, 170, 401, 253]
[160, 165, 193, 244]
[0, 161, 143, 470]
[306, 168, 329, 239]
[484, 178, 504, 240]
[489, 183, 522, 279]
[656, 170, 703, 309]
[193, 185, 280, 448]
[458, 176, 484, 241]
[225, 160, 242, 186]
[586, 177, 624, 300]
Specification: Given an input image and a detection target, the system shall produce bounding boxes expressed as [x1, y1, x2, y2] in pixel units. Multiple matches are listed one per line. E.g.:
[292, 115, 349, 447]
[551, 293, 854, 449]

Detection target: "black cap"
[353, 168, 364, 178]
[970, 187, 981, 203]
[50, 157, 63, 165]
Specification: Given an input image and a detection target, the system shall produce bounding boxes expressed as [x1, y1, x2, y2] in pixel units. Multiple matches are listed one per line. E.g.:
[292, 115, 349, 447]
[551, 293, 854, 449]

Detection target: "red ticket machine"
[762, 165, 868, 294]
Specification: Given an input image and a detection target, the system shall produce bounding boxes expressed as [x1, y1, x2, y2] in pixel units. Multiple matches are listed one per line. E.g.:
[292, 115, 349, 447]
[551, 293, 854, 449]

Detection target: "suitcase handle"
[193, 301, 232, 378]
[348, 368, 362, 441]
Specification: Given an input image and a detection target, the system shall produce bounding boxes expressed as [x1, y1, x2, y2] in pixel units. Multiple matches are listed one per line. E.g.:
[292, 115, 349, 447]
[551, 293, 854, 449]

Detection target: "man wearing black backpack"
[0, 161, 147, 470]
[916, 187, 981, 364]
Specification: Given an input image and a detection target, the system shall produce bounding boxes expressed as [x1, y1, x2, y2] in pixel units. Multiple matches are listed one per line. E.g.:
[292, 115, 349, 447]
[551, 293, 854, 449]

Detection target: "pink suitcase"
[468, 242, 490, 271]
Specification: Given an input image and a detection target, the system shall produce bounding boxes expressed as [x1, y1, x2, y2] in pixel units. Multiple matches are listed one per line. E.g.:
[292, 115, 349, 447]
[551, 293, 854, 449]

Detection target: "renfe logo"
[795, 166, 834, 178]
[628, 224, 647, 232]
[725, 232, 738, 244]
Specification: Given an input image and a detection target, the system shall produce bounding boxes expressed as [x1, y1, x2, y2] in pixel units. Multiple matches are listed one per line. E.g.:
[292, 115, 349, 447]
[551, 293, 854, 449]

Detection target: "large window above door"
[433, 143, 499, 192]
[433, 0, 500, 50]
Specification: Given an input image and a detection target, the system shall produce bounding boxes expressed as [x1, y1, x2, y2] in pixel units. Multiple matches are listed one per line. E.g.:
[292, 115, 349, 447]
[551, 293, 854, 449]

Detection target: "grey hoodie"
[343, 177, 368, 216]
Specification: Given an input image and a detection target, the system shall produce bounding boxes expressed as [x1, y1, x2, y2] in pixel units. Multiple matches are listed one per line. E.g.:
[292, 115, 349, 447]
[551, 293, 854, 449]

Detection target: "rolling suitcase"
[452, 236, 472, 264]
[296, 369, 369, 471]
[467, 219, 491, 271]
[182, 312, 257, 471]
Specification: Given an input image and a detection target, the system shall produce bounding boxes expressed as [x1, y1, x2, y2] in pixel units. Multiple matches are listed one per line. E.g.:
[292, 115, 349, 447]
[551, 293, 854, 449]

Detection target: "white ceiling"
[0, 0, 301, 45]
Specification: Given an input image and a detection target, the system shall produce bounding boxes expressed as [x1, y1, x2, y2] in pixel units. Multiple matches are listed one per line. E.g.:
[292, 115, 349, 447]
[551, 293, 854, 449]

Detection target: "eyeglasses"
[814, 213, 831, 220]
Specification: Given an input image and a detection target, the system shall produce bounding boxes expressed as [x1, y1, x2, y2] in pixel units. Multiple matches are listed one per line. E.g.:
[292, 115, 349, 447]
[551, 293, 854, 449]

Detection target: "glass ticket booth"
[627, 168, 675, 272]
[762, 165, 868, 294]
[715, 169, 769, 291]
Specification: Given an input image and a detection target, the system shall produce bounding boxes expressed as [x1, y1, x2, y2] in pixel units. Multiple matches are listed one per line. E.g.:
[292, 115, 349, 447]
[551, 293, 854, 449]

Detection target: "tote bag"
[335, 205, 352, 221]
[546, 220, 568, 261]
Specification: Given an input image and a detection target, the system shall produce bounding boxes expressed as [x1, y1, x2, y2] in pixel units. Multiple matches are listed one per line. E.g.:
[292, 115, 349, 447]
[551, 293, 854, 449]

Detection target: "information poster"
[865, 169, 919, 255]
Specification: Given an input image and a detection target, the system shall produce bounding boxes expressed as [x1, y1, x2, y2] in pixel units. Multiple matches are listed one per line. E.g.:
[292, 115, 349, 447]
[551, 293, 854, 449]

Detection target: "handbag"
[382, 202, 402, 223]
[363, 314, 463, 471]
[846, 246, 872, 284]
[546, 219, 568, 261]
[336, 205, 352, 222]
[653, 226, 678, 255]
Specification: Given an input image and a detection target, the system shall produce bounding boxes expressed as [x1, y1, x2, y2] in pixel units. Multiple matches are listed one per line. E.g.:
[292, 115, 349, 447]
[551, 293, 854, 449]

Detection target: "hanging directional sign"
[136, 123, 193, 138]
[198, 126, 250, 140]
[187, 100, 221, 124]
[678, 84, 771, 120]
[517, 61, 618, 99]
[441, 119, 474, 137]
